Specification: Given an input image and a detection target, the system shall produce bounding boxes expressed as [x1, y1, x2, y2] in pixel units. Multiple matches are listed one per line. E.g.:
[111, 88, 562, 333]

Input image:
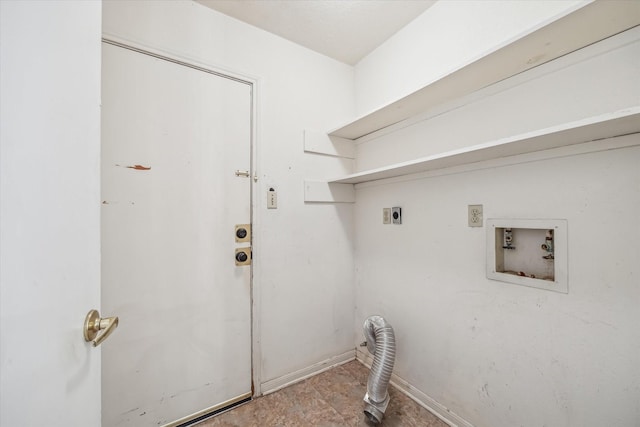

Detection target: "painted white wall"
[353, 27, 640, 427]
[102, 0, 356, 391]
[354, 0, 586, 116]
[0, 1, 102, 425]
[355, 138, 640, 427]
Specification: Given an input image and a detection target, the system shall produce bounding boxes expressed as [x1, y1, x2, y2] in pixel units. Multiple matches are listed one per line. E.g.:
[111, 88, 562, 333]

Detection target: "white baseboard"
[356, 348, 474, 427]
[260, 349, 355, 395]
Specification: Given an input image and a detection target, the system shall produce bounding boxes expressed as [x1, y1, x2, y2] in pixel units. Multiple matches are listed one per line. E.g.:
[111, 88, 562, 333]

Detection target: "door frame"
[101, 35, 263, 405]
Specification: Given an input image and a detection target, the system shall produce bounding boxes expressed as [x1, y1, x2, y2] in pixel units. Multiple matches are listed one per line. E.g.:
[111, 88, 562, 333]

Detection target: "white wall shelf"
[329, 107, 640, 185]
[328, 1, 640, 140]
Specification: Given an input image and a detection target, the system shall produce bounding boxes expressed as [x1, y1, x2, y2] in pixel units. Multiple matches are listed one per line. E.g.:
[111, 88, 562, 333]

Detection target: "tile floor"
[199, 360, 449, 427]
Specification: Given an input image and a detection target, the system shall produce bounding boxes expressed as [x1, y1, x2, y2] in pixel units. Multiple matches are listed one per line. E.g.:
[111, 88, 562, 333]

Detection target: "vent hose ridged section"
[362, 315, 396, 424]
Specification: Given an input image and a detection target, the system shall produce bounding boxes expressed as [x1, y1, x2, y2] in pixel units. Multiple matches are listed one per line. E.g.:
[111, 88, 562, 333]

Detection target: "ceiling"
[196, 0, 436, 65]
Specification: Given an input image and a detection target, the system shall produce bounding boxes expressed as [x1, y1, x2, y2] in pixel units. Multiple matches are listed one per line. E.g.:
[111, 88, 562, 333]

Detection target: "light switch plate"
[267, 187, 277, 209]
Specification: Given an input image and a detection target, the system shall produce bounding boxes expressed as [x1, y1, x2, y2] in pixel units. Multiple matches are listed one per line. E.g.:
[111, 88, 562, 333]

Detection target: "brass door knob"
[84, 309, 119, 347]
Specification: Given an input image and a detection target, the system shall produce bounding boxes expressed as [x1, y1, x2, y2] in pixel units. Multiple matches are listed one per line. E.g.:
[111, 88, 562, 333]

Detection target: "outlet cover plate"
[382, 208, 391, 224]
[468, 204, 483, 227]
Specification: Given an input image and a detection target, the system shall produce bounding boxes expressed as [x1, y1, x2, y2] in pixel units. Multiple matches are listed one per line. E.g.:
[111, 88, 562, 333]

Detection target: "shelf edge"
[329, 2, 640, 140]
[328, 107, 640, 185]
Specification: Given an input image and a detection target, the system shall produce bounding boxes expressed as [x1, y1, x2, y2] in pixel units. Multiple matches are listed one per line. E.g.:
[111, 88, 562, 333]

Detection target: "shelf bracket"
[303, 130, 355, 159]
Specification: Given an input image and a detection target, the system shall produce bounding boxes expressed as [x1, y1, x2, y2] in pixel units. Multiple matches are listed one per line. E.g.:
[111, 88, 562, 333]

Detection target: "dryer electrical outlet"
[392, 207, 402, 224]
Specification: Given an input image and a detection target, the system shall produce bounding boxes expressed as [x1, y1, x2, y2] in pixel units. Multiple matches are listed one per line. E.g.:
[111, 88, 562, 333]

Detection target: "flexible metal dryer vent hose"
[362, 315, 396, 424]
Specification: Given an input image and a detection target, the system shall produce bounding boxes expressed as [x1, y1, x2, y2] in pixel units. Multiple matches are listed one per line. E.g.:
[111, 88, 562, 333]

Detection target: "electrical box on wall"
[487, 219, 568, 293]
[391, 207, 402, 224]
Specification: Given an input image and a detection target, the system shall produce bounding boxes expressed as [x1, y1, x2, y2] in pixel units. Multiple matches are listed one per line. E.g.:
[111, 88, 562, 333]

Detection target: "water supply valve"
[541, 229, 554, 259]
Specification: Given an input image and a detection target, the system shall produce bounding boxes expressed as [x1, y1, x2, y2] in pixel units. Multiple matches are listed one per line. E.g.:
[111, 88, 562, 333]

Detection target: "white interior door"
[0, 2, 102, 425]
[101, 42, 252, 427]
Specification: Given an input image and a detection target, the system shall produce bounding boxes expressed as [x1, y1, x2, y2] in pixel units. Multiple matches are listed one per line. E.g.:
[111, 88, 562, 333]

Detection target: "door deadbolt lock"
[235, 224, 251, 243]
[235, 247, 251, 266]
